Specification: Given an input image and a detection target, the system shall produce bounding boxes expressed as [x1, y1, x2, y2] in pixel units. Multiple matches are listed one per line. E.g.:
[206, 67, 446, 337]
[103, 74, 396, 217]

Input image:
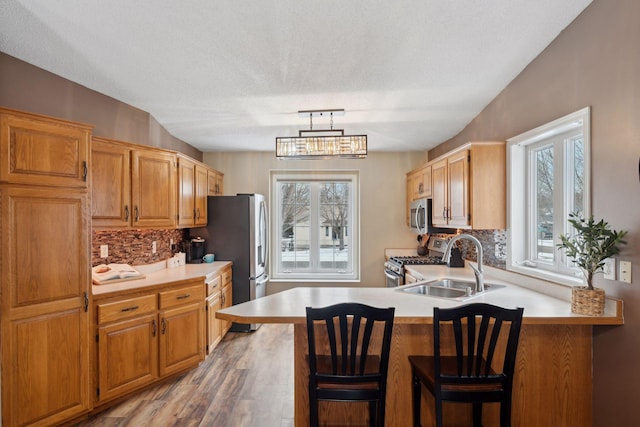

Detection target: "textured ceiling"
[0, 0, 592, 152]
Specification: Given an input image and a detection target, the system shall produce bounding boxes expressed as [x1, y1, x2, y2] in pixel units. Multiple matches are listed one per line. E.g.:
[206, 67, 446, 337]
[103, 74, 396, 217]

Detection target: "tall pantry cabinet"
[0, 108, 92, 426]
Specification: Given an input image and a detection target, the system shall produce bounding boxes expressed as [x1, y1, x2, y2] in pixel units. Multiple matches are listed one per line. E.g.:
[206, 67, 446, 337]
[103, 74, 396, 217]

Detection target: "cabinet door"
[97, 314, 159, 402]
[208, 168, 224, 196]
[431, 159, 448, 227]
[206, 292, 223, 354]
[159, 302, 204, 377]
[0, 109, 91, 187]
[177, 156, 196, 227]
[131, 149, 177, 228]
[91, 138, 132, 227]
[447, 150, 470, 228]
[194, 164, 208, 226]
[221, 283, 233, 336]
[1, 187, 91, 426]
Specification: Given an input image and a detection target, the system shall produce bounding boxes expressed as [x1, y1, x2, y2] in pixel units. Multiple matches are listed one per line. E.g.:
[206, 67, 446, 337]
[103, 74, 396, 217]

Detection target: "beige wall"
[0, 52, 202, 160]
[203, 151, 425, 292]
[429, 1, 640, 425]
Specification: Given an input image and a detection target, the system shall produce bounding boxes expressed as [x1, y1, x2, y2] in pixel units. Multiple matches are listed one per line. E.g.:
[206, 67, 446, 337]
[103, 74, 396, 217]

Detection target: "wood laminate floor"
[79, 324, 294, 427]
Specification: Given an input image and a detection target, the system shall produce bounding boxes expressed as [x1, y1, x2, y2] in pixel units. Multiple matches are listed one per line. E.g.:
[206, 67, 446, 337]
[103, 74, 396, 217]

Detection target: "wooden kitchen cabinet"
[206, 275, 223, 354]
[177, 154, 208, 227]
[91, 137, 132, 227]
[0, 107, 91, 187]
[158, 284, 205, 376]
[207, 168, 224, 196]
[406, 164, 432, 226]
[92, 137, 177, 228]
[221, 266, 233, 336]
[0, 186, 92, 425]
[430, 142, 505, 229]
[94, 281, 204, 405]
[205, 265, 233, 354]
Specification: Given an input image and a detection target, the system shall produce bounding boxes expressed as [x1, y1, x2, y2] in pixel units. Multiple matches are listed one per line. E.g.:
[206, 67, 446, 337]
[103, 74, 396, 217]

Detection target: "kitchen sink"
[400, 279, 505, 301]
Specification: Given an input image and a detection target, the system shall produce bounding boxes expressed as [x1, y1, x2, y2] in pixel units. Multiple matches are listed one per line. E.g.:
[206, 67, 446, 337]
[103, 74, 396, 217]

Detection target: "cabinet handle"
[82, 161, 88, 181]
[161, 318, 166, 334]
[121, 305, 139, 312]
[221, 294, 226, 306]
[83, 292, 89, 312]
[124, 205, 129, 221]
[152, 319, 157, 337]
[176, 294, 191, 300]
[196, 208, 200, 219]
[134, 206, 139, 222]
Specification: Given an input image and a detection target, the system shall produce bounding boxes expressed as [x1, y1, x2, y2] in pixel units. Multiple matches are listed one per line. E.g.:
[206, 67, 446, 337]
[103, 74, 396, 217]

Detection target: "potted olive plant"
[557, 213, 627, 316]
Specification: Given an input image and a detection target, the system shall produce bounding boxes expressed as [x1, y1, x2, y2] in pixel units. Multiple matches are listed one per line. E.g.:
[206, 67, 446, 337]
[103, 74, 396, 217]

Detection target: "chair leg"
[500, 400, 512, 427]
[411, 375, 422, 427]
[309, 389, 319, 427]
[472, 402, 483, 427]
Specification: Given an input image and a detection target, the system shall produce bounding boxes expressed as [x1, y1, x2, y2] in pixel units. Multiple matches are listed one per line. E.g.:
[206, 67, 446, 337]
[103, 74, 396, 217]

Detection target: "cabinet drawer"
[207, 275, 221, 296]
[98, 294, 157, 325]
[222, 269, 232, 287]
[159, 285, 204, 309]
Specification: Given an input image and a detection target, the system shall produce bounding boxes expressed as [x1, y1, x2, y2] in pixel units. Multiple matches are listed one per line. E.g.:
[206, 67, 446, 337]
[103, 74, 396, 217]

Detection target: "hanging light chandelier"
[275, 109, 367, 159]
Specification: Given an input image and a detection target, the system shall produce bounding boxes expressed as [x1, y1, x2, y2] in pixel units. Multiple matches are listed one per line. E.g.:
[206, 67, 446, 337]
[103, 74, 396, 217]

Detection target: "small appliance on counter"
[186, 237, 206, 264]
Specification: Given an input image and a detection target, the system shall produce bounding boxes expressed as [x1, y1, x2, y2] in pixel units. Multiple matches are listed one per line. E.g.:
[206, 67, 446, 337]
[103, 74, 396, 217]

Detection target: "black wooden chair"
[306, 302, 395, 427]
[408, 303, 524, 427]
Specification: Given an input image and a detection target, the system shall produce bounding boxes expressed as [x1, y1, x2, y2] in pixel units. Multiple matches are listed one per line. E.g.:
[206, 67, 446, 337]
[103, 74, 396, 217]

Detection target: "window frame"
[269, 170, 360, 282]
[506, 107, 591, 286]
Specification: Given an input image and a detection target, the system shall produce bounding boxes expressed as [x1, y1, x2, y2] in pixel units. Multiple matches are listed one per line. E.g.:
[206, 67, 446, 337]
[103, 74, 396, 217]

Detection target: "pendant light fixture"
[275, 109, 367, 159]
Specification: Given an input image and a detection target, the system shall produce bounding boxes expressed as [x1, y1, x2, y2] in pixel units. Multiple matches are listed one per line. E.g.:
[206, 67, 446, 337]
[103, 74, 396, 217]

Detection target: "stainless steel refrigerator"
[195, 194, 268, 331]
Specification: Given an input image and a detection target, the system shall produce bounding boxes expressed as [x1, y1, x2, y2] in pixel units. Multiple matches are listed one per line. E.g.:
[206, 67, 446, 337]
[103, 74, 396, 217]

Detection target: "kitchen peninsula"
[217, 265, 623, 426]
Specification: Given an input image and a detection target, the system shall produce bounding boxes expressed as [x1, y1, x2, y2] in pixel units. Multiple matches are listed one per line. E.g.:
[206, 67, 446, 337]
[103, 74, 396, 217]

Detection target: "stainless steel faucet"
[442, 234, 484, 292]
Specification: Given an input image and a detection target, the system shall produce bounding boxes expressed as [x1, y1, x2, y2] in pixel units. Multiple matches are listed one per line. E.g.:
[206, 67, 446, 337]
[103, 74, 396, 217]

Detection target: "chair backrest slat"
[434, 303, 524, 383]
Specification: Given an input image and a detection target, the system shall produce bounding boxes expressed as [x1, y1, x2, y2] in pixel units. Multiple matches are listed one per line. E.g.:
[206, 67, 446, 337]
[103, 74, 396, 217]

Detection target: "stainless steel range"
[384, 236, 450, 287]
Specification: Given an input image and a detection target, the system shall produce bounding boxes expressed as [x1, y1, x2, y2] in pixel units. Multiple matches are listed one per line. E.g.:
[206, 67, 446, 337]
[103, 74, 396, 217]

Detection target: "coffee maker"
[186, 237, 206, 264]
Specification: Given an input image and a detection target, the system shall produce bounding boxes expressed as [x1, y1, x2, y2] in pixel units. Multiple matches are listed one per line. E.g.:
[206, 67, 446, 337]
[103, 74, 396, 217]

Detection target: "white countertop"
[217, 264, 622, 325]
[92, 261, 232, 297]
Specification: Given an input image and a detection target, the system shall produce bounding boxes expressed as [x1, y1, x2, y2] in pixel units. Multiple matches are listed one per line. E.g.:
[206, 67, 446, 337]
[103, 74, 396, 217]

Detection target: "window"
[507, 107, 590, 285]
[271, 171, 360, 281]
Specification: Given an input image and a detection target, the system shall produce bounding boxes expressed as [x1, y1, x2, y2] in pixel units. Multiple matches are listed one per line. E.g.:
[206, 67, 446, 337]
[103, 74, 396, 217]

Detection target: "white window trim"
[506, 107, 590, 286]
[269, 170, 360, 282]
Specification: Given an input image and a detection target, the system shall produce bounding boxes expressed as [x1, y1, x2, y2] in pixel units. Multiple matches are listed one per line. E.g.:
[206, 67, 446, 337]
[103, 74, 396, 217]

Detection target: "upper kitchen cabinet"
[92, 137, 177, 228]
[431, 142, 505, 229]
[0, 107, 91, 187]
[177, 154, 208, 227]
[207, 168, 224, 196]
[406, 164, 432, 225]
[408, 164, 432, 200]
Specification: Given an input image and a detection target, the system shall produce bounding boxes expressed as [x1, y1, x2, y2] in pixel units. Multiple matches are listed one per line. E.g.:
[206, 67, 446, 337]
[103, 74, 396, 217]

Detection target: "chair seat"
[409, 355, 505, 395]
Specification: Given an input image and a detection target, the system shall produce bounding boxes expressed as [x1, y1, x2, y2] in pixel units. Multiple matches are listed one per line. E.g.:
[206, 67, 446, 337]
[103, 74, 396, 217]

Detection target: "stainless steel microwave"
[409, 198, 427, 234]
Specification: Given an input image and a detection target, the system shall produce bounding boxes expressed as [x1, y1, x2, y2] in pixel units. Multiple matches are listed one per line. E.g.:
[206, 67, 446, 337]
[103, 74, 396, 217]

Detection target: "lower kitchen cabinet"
[205, 265, 233, 354]
[159, 284, 205, 376]
[94, 281, 204, 405]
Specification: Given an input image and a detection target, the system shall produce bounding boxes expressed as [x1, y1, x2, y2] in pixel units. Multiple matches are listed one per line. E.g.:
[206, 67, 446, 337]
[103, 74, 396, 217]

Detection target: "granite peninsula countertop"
[217, 264, 622, 325]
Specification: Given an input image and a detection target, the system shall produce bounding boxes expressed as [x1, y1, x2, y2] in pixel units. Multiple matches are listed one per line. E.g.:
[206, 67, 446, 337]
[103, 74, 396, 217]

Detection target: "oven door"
[384, 269, 404, 287]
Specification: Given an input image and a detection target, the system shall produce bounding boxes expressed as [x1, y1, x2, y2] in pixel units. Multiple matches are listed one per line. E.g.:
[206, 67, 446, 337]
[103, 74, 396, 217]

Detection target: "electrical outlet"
[100, 245, 108, 258]
[620, 261, 632, 283]
[152, 241, 157, 254]
[602, 258, 615, 280]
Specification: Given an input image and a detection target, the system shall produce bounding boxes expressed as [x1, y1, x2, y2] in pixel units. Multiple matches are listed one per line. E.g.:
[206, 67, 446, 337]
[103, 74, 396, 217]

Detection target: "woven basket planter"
[571, 286, 605, 316]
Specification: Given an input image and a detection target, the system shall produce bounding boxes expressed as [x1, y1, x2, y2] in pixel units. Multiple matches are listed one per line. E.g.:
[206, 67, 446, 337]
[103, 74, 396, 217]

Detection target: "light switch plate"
[602, 258, 615, 280]
[620, 261, 632, 283]
[100, 245, 108, 258]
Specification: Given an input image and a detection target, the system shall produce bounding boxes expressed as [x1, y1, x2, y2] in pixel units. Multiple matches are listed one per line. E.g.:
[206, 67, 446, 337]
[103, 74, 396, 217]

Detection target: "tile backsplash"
[92, 229, 189, 267]
[450, 229, 507, 269]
